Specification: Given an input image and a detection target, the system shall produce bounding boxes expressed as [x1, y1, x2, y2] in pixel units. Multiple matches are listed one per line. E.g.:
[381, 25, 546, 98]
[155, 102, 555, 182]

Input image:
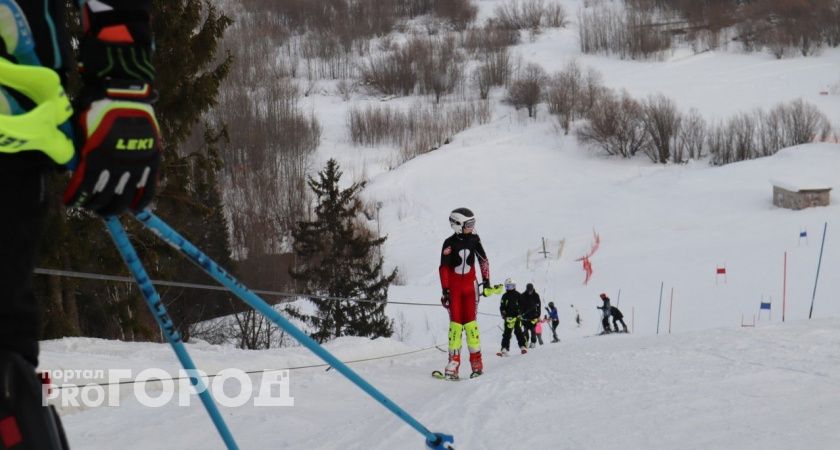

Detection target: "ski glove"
[441, 288, 451, 309]
[63, 83, 161, 216]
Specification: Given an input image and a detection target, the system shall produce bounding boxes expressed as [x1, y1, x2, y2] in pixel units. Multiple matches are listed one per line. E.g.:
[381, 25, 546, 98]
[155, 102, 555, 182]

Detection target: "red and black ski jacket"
[438, 233, 489, 290]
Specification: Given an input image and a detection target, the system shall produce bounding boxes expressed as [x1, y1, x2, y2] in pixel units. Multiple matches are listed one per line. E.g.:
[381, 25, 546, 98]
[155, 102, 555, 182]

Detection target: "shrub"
[474, 48, 512, 99]
[641, 94, 682, 163]
[708, 99, 832, 165]
[676, 108, 706, 161]
[494, 0, 567, 31]
[461, 24, 520, 54]
[578, 2, 672, 59]
[347, 99, 492, 163]
[506, 63, 547, 118]
[434, 0, 479, 30]
[544, 60, 584, 134]
[576, 89, 648, 158]
[359, 34, 465, 100]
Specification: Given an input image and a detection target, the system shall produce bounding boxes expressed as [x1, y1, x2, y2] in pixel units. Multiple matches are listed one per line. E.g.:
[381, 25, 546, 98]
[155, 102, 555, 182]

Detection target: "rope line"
[52, 344, 440, 390]
[34, 267, 436, 307]
[34, 267, 502, 317]
[51, 325, 504, 390]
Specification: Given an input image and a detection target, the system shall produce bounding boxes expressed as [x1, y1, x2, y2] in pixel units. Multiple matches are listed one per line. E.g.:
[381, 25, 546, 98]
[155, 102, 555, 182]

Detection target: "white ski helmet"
[504, 278, 516, 291]
[449, 207, 476, 234]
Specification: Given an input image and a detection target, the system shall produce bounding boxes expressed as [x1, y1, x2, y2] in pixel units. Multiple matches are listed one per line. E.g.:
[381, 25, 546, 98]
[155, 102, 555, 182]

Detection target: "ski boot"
[0, 352, 69, 450]
[469, 351, 483, 378]
[529, 342, 536, 349]
[496, 348, 509, 357]
[520, 346, 528, 355]
[444, 353, 460, 380]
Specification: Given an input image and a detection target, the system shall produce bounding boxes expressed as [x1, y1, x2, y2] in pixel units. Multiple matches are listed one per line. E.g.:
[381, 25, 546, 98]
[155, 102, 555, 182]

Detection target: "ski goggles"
[0, 56, 74, 164]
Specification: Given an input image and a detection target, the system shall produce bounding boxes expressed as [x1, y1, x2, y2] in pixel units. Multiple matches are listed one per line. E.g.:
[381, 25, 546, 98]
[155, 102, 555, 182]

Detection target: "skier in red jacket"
[439, 207, 492, 379]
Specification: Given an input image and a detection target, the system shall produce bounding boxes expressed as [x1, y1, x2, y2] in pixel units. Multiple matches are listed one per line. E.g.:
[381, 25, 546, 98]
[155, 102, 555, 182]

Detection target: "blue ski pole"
[132, 209, 455, 450]
[104, 217, 239, 450]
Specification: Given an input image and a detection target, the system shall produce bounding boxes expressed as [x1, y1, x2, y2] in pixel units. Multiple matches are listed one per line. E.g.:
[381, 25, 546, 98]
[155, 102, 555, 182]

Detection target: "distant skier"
[597, 293, 612, 334]
[439, 208, 492, 379]
[545, 302, 560, 342]
[498, 278, 527, 356]
[570, 304, 582, 327]
[610, 306, 629, 333]
[522, 283, 542, 348]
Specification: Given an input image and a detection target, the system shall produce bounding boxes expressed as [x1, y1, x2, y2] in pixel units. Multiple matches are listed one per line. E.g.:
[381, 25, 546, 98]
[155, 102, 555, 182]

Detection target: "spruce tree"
[36, 0, 234, 341]
[291, 159, 395, 342]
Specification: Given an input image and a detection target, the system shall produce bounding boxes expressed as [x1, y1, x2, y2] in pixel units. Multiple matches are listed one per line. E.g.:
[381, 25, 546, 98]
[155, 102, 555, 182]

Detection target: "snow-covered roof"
[770, 178, 833, 192]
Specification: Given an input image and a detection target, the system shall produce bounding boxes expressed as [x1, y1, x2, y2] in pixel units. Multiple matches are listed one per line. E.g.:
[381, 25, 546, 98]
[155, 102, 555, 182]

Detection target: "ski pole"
[132, 210, 455, 450]
[104, 217, 239, 450]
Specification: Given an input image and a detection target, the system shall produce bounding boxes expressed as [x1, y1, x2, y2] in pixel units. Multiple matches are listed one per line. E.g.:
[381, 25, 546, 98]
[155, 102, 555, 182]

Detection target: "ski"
[432, 370, 459, 381]
[431, 370, 482, 380]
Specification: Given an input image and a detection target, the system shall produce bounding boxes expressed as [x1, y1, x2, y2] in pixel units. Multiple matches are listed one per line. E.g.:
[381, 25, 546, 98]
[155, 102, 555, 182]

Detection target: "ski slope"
[43, 319, 840, 449]
[39, 0, 840, 448]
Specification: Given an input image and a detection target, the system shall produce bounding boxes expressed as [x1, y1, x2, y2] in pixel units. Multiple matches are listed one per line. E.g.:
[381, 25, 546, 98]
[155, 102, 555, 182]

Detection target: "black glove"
[441, 288, 451, 309]
[64, 83, 161, 216]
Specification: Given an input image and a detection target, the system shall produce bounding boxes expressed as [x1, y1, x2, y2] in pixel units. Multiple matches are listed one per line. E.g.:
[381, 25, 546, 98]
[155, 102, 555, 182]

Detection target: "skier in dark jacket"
[545, 302, 560, 342]
[1, 1, 160, 448]
[521, 283, 541, 348]
[597, 293, 612, 333]
[610, 306, 629, 333]
[498, 278, 527, 355]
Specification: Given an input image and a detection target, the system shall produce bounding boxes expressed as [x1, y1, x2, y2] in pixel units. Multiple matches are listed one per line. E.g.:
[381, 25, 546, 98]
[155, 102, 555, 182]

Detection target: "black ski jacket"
[500, 290, 524, 318]
[610, 306, 624, 320]
[521, 289, 542, 320]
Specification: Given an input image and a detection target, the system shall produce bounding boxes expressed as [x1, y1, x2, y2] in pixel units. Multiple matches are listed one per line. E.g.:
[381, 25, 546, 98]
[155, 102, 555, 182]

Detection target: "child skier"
[498, 278, 527, 356]
[534, 318, 544, 345]
[611, 306, 629, 333]
[570, 304, 582, 327]
[545, 302, 560, 342]
[597, 293, 612, 334]
[439, 208, 493, 379]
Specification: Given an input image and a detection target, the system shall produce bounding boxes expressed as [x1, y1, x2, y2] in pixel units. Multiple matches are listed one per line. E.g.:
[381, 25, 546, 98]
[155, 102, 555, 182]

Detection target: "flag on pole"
[581, 257, 593, 285]
[715, 265, 727, 285]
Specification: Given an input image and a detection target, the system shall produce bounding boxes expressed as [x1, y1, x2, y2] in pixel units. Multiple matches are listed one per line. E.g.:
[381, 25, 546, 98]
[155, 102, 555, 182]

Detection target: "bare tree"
[545, 60, 584, 134]
[676, 108, 706, 161]
[433, 0, 479, 30]
[506, 63, 547, 118]
[473, 47, 512, 99]
[641, 94, 682, 164]
[576, 89, 649, 158]
[494, 0, 567, 31]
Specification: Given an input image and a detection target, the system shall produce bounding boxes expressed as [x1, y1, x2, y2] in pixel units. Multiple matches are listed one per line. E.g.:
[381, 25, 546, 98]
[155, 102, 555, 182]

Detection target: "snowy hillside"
[39, 0, 840, 448]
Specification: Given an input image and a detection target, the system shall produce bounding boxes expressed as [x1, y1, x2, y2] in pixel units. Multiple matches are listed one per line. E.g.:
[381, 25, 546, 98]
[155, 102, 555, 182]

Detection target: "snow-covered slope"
[39, 1, 840, 448]
[44, 319, 840, 449]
